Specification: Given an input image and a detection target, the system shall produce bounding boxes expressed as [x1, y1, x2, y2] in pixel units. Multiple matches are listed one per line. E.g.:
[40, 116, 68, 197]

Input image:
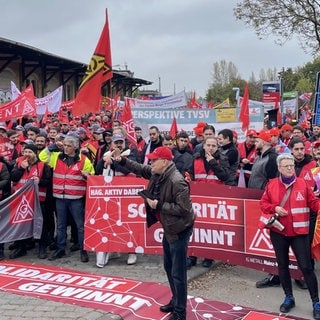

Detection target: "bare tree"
[211, 60, 240, 86]
[234, 0, 320, 56]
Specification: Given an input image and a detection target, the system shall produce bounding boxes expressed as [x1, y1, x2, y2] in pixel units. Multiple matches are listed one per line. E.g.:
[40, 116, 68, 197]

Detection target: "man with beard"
[172, 132, 193, 177]
[248, 130, 280, 288]
[95, 133, 139, 266]
[10, 144, 52, 259]
[141, 126, 163, 164]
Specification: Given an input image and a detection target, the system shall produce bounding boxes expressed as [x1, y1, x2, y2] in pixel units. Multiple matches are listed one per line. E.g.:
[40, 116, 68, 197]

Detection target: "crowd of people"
[1, 109, 320, 319]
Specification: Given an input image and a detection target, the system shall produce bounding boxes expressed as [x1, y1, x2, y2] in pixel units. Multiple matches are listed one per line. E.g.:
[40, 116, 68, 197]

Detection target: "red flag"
[73, 9, 113, 116]
[0, 84, 36, 121]
[120, 98, 136, 147]
[189, 91, 201, 109]
[239, 84, 250, 132]
[169, 117, 178, 139]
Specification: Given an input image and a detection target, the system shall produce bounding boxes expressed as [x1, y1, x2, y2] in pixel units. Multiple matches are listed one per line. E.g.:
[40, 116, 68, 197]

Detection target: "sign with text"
[84, 176, 301, 277]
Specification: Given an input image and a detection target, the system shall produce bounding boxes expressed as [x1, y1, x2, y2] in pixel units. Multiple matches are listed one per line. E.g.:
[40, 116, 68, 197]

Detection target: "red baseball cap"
[269, 127, 280, 137]
[255, 130, 272, 143]
[280, 124, 293, 132]
[146, 146, 173, 161]
[312, 141, 320, 148]
[246, 129, 257, 137]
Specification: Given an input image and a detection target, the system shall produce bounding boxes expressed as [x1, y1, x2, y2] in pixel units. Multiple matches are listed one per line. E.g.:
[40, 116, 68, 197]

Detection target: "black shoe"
[48, 250, 66, 261]
[9, 247, 27, 259]
[295, 279, 308, 290]
[80, 250, 89, 263]
[202, 258, 213, 268]
[25, 241, 35, 250]
[38, 247, 47, 259]
[8, 242, 18, 250]
[49, 242, 57, 251]
[256, 274, 280, 288]
[186, 256, 197, 270]
[280, 295, 295, 313]
[70, 243, 80, 252]
[168, 312, 186, 320]
[160, 302, 174, 313]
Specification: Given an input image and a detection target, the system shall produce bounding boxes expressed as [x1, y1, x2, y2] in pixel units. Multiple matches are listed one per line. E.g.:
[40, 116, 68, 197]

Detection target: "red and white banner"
[0, 261, 304, 320]
[0, 180, 43, 243]
[84, 176, 301, 278]
[0, 85, 36, 121]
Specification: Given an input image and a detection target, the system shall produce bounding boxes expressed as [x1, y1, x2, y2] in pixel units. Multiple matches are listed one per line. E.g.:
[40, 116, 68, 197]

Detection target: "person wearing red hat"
[249, 130, 280, 288]
[190, 122, 207, 151]
[269, 127, 291, 154]
[237, 129, 258, 187]
[280, 124, 293, 146]
[113, 146, 195, 320]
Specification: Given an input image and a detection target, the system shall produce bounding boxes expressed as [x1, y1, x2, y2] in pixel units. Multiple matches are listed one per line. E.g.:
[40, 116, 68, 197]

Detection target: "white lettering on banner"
[192, 228, 235, 246]
[89, 186, 144, 198]
[127, 203, 146, 218]
[153, 228, 164, 243]
[192, 201, 237, 220]
[152, 227, 235, 246]
[132, 109, 210, 120]
[0, 266, 126, 289]
[18, 282, 151, 310]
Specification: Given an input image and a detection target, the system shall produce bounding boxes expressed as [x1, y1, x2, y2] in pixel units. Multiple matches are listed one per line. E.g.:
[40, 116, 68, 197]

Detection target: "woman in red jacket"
[260, 153, 320, 319]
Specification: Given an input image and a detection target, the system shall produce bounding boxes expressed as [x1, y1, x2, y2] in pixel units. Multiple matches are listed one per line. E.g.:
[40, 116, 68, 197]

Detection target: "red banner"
[0, 84, 36, 121]
[84, 177, 301, 277]
[0, 261, 305, 320]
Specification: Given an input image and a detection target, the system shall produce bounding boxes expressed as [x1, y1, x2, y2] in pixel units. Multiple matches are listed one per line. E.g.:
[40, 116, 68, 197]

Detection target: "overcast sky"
[0, 0, 311, 98]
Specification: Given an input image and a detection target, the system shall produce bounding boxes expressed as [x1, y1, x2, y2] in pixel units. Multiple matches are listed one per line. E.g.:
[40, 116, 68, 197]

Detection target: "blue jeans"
[163, 226, 192, 316]
[55, 198, 85, 252]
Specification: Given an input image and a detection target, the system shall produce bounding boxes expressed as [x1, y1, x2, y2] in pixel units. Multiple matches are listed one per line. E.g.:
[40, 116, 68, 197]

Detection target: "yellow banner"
[215, 108, 236, 122]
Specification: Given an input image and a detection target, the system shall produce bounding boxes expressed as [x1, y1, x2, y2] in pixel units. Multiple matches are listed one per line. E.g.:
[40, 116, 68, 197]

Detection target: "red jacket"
[260, 177, 319, 236]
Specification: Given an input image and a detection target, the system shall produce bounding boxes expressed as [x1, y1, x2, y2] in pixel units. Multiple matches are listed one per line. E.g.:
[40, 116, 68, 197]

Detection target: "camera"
[267, 215, 285, 231]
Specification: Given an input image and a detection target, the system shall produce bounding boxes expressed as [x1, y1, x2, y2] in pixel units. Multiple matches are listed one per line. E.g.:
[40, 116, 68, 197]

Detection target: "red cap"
[246, 129, 257, 137]
[146, 146, 173, 161]
[269, 127, 280, 137]
[280, 124, 293, 132]
[256, 130, 272, 143]
[312, 141, 320, 148]
[194, 127, 204, 136]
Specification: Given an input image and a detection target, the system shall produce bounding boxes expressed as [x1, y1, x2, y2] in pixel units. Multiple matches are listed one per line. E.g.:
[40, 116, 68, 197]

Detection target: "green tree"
[234, 1, 320, 56]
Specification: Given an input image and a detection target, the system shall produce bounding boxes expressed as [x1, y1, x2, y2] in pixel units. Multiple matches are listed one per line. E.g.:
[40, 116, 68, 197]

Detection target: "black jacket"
[119, 158, 195, 242]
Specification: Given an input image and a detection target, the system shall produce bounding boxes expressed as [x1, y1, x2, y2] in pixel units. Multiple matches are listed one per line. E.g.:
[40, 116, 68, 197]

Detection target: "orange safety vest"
[193, 157, 223, 184]
[12, 157, 47, 202]
[52, 155, 86, 199]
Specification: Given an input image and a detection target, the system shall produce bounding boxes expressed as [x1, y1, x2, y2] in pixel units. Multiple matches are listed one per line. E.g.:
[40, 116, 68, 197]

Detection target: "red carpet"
[0, 261, 307, 320]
